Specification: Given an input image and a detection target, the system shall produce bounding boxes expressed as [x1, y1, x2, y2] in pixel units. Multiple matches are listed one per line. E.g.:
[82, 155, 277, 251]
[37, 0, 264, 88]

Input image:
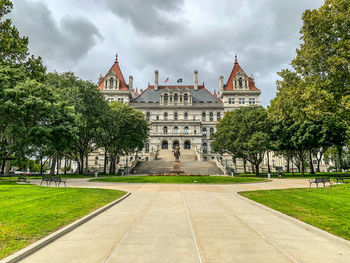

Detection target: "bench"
[309, 177, 332, 188]
[17, 174, 30, 183]
[335, 174, 350, 183]
[40, 175, 67, 187]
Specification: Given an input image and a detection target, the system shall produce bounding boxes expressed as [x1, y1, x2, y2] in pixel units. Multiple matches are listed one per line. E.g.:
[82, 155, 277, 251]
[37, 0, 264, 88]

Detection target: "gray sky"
[9, 0, 324, 106]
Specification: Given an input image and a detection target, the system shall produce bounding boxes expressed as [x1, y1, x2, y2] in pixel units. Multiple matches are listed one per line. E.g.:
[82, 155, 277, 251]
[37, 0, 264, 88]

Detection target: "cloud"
[8, 0, 103, 68]
[104, 0, 186, 37]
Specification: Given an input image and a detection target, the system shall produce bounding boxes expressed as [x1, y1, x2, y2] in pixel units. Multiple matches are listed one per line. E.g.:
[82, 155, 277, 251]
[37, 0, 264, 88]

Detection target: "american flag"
[164, 77, 169, 83]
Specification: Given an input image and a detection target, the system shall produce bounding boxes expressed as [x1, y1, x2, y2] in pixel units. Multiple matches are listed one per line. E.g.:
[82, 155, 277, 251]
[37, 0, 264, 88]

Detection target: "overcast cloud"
[9, 0, 324, 106]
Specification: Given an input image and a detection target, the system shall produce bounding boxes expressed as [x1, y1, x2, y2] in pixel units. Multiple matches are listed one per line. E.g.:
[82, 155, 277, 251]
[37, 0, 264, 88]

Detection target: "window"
[164, 93, 168, 104]
[164, 112, 168, 121]
[184, 112, 188, 120]
[239, 77, 243, 88]
[117, 98, 124, 103]
[203, 143, 208, 153]
[95, 157, 98, 165]
[156, 115, 159, 121]
[210, 127, 214, 135]
[202, 112, 206, 121]
[174, 126, 178, 133]
[110, 78, 114, 89]
[229, 98, 234, 104]
[145, 143, 150, 152]
[239, 98, 245, 104]
[146, 112, 150, 121]
[217, 112, 221, 120]
[174, 94, 178, 103]
[202, 127, 207, 137]
[249, 98, 255, 105]
[174, 112, 178, 121]
[163, 126, 168, 134]
[184, 126, 189, 134]
[245, 79, 247, 88]
[184, 93, 188, 103]
[209, 112, 213, 121]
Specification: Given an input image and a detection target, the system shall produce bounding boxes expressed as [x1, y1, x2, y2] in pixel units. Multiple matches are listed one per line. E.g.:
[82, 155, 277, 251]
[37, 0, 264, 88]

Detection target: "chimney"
[129, 75, 133, 90]
[154, 70, 159, 90]
[219, 75, 224, 91]
[194, 70, 198, 90]
[140, 89, 144, 93]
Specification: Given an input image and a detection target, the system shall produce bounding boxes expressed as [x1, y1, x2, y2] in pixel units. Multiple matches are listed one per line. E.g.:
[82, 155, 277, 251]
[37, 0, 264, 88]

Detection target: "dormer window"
[164, 93, 168, 104]
[110, 78, 114, 89]
[239, 78, 243, 89]
[184, 93, 188, 103]
[174, 94, 178, 103]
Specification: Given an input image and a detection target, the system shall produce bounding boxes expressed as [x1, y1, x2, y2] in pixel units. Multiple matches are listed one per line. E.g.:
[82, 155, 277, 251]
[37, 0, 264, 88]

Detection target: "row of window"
[163, 93, 189, 104]
[146, 112, 221, 121]
[228, 98, 255, 105]
[107, 97, 124, 103]
[234, 77, 248, 89]
[161, 126, 214, 136]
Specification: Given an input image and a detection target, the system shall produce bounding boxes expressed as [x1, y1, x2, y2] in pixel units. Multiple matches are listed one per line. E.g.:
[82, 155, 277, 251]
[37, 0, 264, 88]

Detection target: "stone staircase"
[133, 149, 223, 175]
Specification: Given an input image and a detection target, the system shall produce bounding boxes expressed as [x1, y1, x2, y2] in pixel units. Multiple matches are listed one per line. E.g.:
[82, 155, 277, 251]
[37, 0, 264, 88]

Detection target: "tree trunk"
[64, 157, 67, 175]
[56, 157, 60, 175]
[243, 159, 247, 174]
[103, 148, 107, 175]
[267, 152, 271, 174]
[80, 152, 84, 174]
[84, 151, 89, 175]
[1, 158, 5, 175]
[308, 150, 315, 174]
[286, 157, 290, 172]
[336, 145, 343, 172]
[40, 156, 43, 175]
[251, 162, 255, 174]
[255, 163, 260, 176]
[300, 151, 305, 177]
[50, 152, 57, 176]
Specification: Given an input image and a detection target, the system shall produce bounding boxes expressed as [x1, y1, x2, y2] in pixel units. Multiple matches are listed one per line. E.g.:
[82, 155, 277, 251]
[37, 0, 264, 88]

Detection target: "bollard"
[268, 173, 271, 179]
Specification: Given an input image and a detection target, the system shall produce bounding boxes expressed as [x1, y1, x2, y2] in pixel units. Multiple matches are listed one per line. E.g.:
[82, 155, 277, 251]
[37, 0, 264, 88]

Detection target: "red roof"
[224, 55, 258, 91]
[98, 54, 128, 90]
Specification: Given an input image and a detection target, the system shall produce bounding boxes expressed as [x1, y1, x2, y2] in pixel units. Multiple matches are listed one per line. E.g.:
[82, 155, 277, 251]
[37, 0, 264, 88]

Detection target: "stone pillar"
[194, 70, 198, 90]
[219, 75, 224, 91]
[129, 75, 133, 90]
[154, 70, 159, 90]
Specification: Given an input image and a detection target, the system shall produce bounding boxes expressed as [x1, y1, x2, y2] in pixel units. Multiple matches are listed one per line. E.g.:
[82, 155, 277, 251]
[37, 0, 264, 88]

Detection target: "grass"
[0, 181, 126, 259]
[238, 172, 350, 179]
[0, 173, 122, 180]
[91, 175, 267, 184]
[240, 184, 350, 240]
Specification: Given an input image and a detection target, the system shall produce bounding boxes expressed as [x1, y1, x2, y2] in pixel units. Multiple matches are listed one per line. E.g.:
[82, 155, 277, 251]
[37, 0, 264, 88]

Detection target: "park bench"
[309, 177, 332, 188]
[40, 175, 67, 187]
[17, 174, 30, 183]
[335, 174, 350, 183]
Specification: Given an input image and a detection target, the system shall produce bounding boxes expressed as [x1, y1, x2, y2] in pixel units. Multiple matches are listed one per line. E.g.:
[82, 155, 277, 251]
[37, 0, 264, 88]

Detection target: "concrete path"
[20, 179, 350, 263]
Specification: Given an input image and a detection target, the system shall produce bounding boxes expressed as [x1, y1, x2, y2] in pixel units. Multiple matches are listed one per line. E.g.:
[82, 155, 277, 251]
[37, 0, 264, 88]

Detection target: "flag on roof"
[177, 78, 182, 83]
[164, 77, 169, 83]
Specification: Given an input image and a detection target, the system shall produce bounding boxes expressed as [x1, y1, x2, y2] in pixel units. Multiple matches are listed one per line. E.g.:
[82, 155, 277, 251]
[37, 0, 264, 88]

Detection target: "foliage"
[212, 106, 271, 175]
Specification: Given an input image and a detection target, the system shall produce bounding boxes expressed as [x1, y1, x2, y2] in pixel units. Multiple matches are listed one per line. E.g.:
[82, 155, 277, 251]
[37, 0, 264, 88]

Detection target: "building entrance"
[184, 141, 191, 149]
[162, 140, 168, 149]
[173, 140, 179, 149]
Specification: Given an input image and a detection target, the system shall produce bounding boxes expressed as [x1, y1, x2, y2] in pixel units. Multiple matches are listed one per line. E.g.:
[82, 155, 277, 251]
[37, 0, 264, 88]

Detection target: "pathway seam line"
[180, 185, 203, 263]
[1, 192, 131, 263]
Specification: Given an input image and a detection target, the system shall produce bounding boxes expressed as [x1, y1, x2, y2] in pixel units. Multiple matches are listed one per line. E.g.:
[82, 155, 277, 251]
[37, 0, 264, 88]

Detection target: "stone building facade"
[96, 54, 261, 168]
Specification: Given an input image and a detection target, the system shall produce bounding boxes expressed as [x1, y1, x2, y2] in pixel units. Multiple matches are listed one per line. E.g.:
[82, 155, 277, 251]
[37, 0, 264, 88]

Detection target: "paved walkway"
[20, 179, 350, 263]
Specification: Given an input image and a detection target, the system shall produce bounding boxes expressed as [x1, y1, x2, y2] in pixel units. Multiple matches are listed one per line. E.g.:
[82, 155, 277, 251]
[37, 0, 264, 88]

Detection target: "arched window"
[174, 112, 178, 121]
[184, 126, 189, 134]
[163, 126, 168, 134]
[146, 112, 150, 121]
[164, 93, 168, 103]
[174, 94, 178, 103]
[202, 127, 207, 137]
[239, 77, 243, 88]
[184, 112, 188, 120]
[209, 112, 213, 121]
[217, 112, 221, 120]
[210, 127, 214, 135]
[145, 143, 150, 152]
[110, 78, 114, 89]
[174, 126, 178, 133]
[184, 93, 188, 103]
[202, 112, 206, 121]
[203, 143, 208, 153]
[95, 156, 99, 165]
[164, 112, 168, 121]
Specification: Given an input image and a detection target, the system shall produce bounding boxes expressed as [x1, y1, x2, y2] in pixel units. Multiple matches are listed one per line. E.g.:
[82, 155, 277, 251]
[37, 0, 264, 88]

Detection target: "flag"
[177, 78, 182, 83]
[164, 77, 169, 83]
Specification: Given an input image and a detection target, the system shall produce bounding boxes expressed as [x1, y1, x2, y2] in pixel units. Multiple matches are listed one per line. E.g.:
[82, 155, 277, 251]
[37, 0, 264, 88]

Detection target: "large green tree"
[212, 106, 271, 175]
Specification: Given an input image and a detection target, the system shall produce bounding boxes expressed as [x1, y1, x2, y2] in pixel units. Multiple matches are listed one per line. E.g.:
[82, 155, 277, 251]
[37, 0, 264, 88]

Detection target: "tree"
[105, 102, 149, 174]
[212, 106, 270, 175]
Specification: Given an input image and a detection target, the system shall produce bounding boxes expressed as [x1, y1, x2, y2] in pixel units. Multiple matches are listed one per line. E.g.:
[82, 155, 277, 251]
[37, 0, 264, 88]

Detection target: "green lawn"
[0, 181, 126, 259]
[91, 175, 267, 184]
[240, 184, 350, 240]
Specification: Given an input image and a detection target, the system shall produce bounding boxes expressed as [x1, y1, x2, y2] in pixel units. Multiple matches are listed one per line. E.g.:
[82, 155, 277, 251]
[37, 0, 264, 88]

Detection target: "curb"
[1, 192, 131, 263]
[235, 191, 350, 248]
